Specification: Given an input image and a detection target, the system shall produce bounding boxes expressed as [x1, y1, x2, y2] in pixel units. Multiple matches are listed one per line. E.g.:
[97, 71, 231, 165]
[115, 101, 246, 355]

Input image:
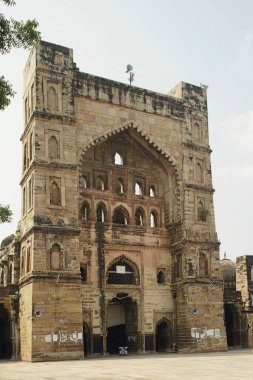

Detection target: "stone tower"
[18, 40, 226, 361]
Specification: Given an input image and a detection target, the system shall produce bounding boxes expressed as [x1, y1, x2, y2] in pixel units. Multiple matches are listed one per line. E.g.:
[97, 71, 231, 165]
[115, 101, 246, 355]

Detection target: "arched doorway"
[155, 319, 172, 352]
[83, 323, 90, 357]
[106, 295, 139, 354]
[224, 304, 247, 347]
[0, 304, 11, 359]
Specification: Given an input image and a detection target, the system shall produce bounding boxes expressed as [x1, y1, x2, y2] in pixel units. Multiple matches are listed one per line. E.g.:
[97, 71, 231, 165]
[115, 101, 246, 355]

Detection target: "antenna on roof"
[126, 64, 134, 86]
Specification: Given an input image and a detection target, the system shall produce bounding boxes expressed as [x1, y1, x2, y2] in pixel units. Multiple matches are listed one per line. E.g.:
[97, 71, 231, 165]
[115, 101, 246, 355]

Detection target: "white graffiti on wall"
[191, 328, 220, 339]
[33, 331, 83, 343]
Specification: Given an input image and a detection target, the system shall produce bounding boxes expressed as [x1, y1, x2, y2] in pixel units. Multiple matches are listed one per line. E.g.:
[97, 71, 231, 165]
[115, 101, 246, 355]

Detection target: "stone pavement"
[0, 350, 252, 380]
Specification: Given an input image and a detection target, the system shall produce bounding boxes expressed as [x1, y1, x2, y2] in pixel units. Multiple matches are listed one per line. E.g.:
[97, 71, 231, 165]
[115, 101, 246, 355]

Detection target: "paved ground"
[0, 350, 252, 380]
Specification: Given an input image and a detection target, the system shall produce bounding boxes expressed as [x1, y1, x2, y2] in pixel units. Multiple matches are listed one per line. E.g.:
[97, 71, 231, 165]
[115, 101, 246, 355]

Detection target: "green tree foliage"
[0, 204, 13, 223]
[0, 0, 40, 110]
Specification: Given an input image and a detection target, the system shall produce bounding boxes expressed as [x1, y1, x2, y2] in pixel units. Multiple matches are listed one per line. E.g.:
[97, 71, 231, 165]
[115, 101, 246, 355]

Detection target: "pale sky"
[0, 0, 252, 261]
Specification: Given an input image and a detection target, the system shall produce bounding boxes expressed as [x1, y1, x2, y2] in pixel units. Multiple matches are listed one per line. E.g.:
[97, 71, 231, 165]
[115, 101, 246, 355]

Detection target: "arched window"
[116, 178, 124, 194]
[50, 243, 61, 270]
[199, 252, 208, 277]
[49, 135, 59, 159]
[96, 202, 107, 223]
[112, 206, 129, 225]
[114, 152, 123, 165]
[81, 175, 88, 189]
[196, 162, 203, 182]
[26, 247, 31, 273]
[106, 257, 139, 285]
[135, 181, 143, 196]
[96, 175, 105, 191]
[135, 207, 145, 226]
[149, 185, 156, 197]
[150, 210, 158, 228]
[80, 201, 91, 221]
[50, 181, 61, 205]
[157, 270, 165, 284]
[48, 87, 58, 112]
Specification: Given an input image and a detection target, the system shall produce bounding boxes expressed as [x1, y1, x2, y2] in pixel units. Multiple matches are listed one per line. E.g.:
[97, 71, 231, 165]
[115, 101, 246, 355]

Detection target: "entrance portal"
[155, 319, 172, 352]
[106, 296, 139, 354]
[0, 304, 11, 359]
[83, 323, 90, 356]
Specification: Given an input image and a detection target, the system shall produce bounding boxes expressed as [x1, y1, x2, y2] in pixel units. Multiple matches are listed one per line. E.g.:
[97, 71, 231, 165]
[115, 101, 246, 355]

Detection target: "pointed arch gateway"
[79, 122, 182, 224]
[155, 318, 173, 352]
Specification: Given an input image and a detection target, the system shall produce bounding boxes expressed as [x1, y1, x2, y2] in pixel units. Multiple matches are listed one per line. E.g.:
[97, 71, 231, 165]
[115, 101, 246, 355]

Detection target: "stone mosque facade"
[0, 41, 252, 361]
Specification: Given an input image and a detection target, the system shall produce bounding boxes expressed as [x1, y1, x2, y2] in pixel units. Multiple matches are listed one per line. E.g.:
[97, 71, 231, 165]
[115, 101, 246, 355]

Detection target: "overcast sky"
[0, 0, 252, 261]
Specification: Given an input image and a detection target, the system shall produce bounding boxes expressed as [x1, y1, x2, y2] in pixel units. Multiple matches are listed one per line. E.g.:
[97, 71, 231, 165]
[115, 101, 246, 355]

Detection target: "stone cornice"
[20, 224, 80, 242]
[19, 271, 81, 287]
[20, 160, 77, 185]
[185, 182, 215, 193]
[20, 111, 75, 141]
[183, 141, 212, 153]
[74, 71, 186, 119]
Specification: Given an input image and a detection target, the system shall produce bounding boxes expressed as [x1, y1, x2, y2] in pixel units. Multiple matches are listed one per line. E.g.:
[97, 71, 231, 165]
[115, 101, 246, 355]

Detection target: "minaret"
[19, 41, 83, 361]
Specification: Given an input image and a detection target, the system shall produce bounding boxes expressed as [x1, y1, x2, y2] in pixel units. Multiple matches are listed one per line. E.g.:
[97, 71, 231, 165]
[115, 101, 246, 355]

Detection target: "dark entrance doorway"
[0, 304, 11, 359]
[106, 295, 139, 354]
[224, 303, 247, 347]
[107, 324, 126, 354]
[83, 323, 90, 356]
[225, 304, 235, 347]
[155, 319, 172, 352]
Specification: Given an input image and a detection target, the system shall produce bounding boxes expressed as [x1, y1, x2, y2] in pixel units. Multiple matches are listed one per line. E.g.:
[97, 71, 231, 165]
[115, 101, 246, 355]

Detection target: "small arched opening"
[134, 181, 143, 196]
[150, 210, 158, 228]
[112, 206, 129, 225]
[149, 185, 156, 197]
[95, 176, 105, 191]
[96, 202, 107, 223]
[116, 178, 124, 194]
[114, 152, 123, 165]
[80, 201, 91, 221]
[135, 207, 145, 226]
[50, 243, 61, 270]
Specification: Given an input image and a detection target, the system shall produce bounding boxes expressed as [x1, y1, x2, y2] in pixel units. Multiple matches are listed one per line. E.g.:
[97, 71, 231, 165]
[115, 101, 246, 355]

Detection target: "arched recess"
[79, 122, 181, 224]
[50, 181, 61, 206]
[116, 178, 124, 194]
[106, 255, 139, 285]
[80, 201, 91, 221]
[196, 162, 203, 182]
[47, 86, 58, 113]
[50, 243, 62, 270]
[155, 318, 173, 352]
[135, 207, 145, 226]
[112, 205, 129, 225]
[49, 135, 59, 159]
[199, 252, 209, 277]
[96, 201, 107, 223]
[150, 209, 158, 228]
